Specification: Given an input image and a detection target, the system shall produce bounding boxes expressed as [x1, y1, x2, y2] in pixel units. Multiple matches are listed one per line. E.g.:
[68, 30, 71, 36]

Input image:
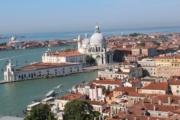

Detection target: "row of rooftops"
[53, 74, 180, 120]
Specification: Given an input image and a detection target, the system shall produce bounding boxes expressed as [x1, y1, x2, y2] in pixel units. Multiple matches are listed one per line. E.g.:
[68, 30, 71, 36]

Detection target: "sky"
[0, 0, 180, 34]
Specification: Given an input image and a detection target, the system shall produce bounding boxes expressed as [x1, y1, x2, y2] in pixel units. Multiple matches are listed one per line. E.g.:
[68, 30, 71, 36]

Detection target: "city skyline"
[0, 0, 180, 34]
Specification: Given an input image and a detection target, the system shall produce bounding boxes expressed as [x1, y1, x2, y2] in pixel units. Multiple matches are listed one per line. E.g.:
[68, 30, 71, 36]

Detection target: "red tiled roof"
[17, 62, 79, 71]
[106, 91, 113, 97]
[57, 93, 85, 100]
[93, 79, 121, 85]
[141, 82, 168, 90]
[86, 100, 106, 106]
[169, 79, 180, 85]
[114, 87, 137, 93]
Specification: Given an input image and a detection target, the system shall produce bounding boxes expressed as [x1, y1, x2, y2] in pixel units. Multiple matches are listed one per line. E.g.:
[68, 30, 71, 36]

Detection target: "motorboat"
[32, 99, 41, 103]
[57, 84, 63, 88]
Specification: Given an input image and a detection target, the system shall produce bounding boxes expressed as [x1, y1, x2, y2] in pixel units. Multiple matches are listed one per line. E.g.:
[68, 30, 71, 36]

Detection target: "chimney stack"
[154, 105, 156, 111]
[168, 97, 171, 105]
[134, 117, 137, 120]
[158, 100, 162, 105]
[174, 114, 177, 120]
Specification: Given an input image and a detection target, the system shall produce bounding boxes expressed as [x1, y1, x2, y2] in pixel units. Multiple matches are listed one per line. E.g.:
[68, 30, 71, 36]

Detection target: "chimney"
[147, 117, 150, 120]
[168, 97, 171, 105]
[158, 100, 162, 105]
[154, 105, 156, 111]
[174, 114, 177, 120]
[150, 99, 152, 104]
[134, 117, 137, 120]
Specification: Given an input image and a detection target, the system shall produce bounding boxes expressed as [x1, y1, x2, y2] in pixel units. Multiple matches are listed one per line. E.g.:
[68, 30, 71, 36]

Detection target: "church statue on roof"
[77, 25, 113, 65]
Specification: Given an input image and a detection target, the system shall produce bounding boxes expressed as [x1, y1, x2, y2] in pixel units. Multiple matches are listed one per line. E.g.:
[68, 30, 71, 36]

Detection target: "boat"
[57, 84, 62, 88]
[32, 99, 41, 103]
[60, 90, 65, 93]
[46, 90, 55, 98]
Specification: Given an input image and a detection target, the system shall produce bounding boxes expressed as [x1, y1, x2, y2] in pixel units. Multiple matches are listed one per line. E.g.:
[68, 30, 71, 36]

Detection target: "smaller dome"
[82, 38, 90, 45]
[82, 34, 90, 45]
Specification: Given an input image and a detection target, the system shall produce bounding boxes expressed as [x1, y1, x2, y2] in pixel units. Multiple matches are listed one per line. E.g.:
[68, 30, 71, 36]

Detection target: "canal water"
[0, 46, 98, 117]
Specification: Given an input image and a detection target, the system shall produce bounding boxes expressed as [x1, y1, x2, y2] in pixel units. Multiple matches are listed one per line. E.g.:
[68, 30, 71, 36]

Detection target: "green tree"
[24, 104, 56, 120]
[63, 99, 101, 120]
[64, 48, 70, 52]
[86, 55, 95, 65]
[137, 42, 145, 47]
[153, 41, 160, 46]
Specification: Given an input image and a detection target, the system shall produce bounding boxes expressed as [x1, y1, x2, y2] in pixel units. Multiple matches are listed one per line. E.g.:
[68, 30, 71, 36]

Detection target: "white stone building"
[42, 48, 86, 64]
[98, 62, 143, 79]
[4, 61, 82, 81]
[54, 93, 86, 111]
[8, 36, 22, 49]
[77, 25, 113, 65]
[137, 58, 157, 76]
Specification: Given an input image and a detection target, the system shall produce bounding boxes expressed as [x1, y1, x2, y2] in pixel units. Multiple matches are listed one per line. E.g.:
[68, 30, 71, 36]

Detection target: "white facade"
[4, 62, 82, 81]
[77, 25, 113, 66]
[137, 58, 156, 76]
[9, 37, 22, 49]
[42, 48, 86, 64]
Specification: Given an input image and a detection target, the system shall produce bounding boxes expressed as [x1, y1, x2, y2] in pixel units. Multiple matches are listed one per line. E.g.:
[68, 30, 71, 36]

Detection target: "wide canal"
[0, 46, 98, 117]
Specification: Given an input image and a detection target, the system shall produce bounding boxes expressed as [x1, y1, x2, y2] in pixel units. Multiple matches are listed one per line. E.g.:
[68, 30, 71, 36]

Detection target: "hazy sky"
[0, 0, 180, 34]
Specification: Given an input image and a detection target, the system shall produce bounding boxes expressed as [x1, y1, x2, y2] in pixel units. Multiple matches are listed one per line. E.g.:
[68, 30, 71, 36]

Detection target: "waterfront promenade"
[0, 63, 116, 84]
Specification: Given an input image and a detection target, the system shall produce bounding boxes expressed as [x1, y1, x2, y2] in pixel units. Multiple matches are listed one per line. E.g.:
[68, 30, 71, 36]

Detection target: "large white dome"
[90, 25, 105, 44]
[90, 33, 105, 44]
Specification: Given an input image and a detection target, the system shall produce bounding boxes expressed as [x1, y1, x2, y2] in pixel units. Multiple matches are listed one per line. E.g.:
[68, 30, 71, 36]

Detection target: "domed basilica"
[78, 25, 113, 65]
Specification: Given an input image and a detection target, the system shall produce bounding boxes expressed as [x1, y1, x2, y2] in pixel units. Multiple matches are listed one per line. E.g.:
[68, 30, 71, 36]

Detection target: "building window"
[158, 113, 161, 116]
[109, 97, 111, 100]
[177, 90, 179, 93]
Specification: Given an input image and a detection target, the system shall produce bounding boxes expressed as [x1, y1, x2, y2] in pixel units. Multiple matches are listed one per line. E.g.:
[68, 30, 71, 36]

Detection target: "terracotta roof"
[128, 92, 147, 97]
[114, 87, 137, 93]
[86, 100, 106, 106]
[57, 93, 85, 100]
[128, 78, 141, 83]
[90, 84, 96, 89]
[106, 91, 113, 97]
[169, 79, 180, 85]
[154, 54, 180, 59]
[116, 71, 129, 74]
[17, 62, 80, 71]
[152, 94, 180, 105]
[92, 79, 121, 85]
[141, 82, 168, 90]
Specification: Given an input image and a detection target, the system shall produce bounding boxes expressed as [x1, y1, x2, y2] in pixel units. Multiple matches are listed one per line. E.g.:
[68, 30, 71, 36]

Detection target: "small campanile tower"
[77, 35, 81, 50]
[4, 59, 16, 81]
